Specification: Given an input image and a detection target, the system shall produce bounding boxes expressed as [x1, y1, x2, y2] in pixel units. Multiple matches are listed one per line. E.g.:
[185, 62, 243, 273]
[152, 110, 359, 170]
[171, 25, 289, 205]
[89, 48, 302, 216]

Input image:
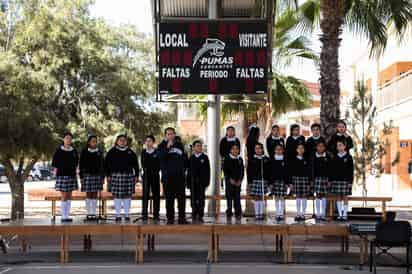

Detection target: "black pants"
[225, 177, 241, 217]
[163, 175, 186, 221]
[141, 173, 160, 218]
[190, 183, 206, 218]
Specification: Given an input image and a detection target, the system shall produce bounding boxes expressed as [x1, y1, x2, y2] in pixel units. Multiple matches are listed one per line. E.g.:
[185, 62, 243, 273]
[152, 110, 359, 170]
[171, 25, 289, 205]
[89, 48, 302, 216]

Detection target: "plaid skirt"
[331, 180, 352, 196]
[55, 176, 78, 192]
[110, 172, 136, 197]
[291, 176, 310, 197]
[271, 179, 288, 197]
[81, 174, 104, 193]
[250, 179, 268, 196]
[314, 177, 329, 196]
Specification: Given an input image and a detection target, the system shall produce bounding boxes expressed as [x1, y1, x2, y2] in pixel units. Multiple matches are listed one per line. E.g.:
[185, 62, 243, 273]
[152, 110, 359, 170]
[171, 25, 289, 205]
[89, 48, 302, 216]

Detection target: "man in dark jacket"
[158, 127, 187, 224]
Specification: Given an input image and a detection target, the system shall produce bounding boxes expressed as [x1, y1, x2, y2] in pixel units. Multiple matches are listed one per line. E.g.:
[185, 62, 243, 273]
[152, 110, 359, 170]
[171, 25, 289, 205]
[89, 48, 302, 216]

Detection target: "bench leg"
[52, 201, 56, 220]
[214, 234, 219, 263]
[151, 235, 155, 251]
[283, 235, 292, 263]
[381, 201, 386, 221]
[60, 235, 65, 264]
[138, 233, 144, 264]
[208, 232, 214, 262]
[83, 235, 92, 252]
[60, 234, 69, 264]
[20, 237, 28, 254]
[102, 200, 107, 217]
[359, 237, 368, 267]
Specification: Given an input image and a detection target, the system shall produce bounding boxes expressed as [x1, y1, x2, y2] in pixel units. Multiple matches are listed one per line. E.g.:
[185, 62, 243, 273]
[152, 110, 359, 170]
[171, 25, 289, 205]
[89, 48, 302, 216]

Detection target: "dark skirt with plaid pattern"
[55, 176, 78, 192]
[291, 176, 310, 197]
[250, 179, 268, 196]
[271, 179, 287, 197]
[330, 180, 352, 196]
[81, 174, 104, 193]
[314, 177, 329, 196]
[110, 172, 136, 197]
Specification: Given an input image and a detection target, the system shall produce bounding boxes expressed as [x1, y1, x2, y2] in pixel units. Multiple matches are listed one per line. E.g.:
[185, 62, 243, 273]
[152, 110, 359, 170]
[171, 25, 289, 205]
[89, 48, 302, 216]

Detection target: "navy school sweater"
[52, 146, 79, 177]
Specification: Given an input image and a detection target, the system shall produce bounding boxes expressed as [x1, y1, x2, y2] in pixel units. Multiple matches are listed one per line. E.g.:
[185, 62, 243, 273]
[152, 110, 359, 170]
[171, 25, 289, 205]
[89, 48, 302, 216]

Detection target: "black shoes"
[255, 215, 265, 221]
[337, 216, 348, 222]
[294, 215, 306, 222]
[178, 219, 188, 225]
[115, 217, 122, 223]
[61, 218, 73, 223]
[84, 215, 97, 222]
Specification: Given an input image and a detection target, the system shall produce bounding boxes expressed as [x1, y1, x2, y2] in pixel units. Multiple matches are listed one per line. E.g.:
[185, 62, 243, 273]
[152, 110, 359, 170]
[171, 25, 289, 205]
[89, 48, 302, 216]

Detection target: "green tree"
[0, 0, 168, 219]
[346, 80, 391, 199]
[295, 0, 412, 139]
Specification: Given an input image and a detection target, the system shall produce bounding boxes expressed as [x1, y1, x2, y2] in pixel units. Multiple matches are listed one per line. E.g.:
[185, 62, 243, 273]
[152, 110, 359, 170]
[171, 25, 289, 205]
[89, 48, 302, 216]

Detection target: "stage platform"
[0, 217, 377, 266]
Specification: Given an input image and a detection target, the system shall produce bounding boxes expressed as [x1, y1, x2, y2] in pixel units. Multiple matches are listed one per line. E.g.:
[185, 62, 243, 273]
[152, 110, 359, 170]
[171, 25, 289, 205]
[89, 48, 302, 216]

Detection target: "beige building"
[340, 29, 412, 199]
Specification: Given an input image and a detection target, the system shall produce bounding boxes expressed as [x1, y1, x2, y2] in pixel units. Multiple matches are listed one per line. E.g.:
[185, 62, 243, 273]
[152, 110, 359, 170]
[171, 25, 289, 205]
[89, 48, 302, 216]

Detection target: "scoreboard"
[158, 21, 268, 95]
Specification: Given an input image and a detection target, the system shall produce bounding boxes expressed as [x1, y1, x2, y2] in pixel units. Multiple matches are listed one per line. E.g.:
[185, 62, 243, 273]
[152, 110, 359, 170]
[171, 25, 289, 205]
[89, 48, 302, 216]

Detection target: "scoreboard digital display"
[158, 21, 268, 95]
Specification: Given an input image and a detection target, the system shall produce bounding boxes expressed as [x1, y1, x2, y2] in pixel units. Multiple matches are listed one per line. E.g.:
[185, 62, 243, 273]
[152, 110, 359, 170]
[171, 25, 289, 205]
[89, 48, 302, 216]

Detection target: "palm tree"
[295, 0, 412, 139]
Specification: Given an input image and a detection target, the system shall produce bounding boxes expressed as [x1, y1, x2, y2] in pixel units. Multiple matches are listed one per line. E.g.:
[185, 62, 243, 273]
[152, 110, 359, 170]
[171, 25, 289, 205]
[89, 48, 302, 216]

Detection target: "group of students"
[51, 120, 353, 224]
[220, 121, 354, 222]
[52, 128, 209, 224]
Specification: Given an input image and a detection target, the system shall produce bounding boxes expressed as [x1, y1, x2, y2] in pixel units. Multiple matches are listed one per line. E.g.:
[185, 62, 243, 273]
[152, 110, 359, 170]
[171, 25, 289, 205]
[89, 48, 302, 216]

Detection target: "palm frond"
[272, 74, 311, 115]
[344, 0, 412, 57]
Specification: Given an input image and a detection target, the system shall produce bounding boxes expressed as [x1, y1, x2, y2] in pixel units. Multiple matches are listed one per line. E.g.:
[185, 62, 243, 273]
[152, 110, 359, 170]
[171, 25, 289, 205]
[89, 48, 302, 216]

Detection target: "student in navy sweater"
[310, 140, 330, 221]
[269, 144, 288, 221]
[248, 143, 271, 220]
[219, 126, 241, 159]
[289, 144, 311, 221]
[105, 134, 139, 222]
[330, 140, 354, 221]
[187, 140, 210, 223]
[266, 125, 285, 159]
[305, 123, 326, 158]
[140, 135, 161, 221]
[158, 127, 187, 224]
[327, 120, 354, 155]
[219, 126, 241, 196]
[52, 132, 79, 222]
[79, 134, 104, 221]
[223, 144, 244, 220]
[285, 124, 305, 160]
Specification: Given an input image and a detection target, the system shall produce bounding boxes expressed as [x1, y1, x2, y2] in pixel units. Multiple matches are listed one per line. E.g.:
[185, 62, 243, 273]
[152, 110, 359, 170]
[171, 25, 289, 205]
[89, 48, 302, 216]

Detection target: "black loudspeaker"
[348, 207, 382, 221]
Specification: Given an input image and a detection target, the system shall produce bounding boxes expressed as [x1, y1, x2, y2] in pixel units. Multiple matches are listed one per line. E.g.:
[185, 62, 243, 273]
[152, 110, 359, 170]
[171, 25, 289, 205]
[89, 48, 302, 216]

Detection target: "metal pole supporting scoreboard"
[206, 0, 220, 217]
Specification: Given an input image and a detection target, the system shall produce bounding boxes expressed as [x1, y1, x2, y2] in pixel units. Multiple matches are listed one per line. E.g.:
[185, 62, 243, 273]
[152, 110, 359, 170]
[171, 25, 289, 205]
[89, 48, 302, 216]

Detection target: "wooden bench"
[0, 218, 385, 265]
[286, 223, 350, 263]
[28, 189, 392, 220]
[212, 222, 288, 263]
[139, 223, 214, 263]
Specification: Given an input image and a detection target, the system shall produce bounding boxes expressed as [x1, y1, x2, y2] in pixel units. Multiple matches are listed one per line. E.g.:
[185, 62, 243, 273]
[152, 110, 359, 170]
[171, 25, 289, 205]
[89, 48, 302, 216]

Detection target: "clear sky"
[90, 0, 368, 83]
